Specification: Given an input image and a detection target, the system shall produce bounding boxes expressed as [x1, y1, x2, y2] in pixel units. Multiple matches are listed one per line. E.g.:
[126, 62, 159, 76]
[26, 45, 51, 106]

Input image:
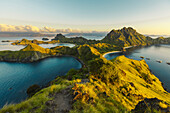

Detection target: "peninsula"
[0, 27, 170, 113]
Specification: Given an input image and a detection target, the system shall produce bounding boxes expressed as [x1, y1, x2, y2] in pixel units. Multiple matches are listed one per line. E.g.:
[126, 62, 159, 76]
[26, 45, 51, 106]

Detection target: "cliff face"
[101, 27, 152, 46]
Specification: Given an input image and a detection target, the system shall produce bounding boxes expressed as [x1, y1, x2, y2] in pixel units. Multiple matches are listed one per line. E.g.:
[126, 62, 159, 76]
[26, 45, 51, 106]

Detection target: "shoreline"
[102, 45, 170, 93]
[102, 45, 136, 57]
[102, 51, 122, 57]
[0, 54, 85, 67]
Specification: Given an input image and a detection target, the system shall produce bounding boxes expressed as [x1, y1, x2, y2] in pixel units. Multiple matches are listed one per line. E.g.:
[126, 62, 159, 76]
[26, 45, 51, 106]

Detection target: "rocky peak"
[54, 33, 66, 40]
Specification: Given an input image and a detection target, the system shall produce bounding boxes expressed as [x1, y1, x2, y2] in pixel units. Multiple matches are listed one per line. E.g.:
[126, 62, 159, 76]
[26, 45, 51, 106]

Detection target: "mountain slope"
[102, 27, 152, 46]
[21, 43, 51, 54]
[52, 34, 98, 45]
[72, 55, 170, 111]
[0, 44, 56, 62]
[0, 45, 170, 112]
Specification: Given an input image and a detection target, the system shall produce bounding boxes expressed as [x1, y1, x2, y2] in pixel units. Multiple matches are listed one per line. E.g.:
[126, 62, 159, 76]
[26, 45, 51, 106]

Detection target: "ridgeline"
[0, 27, 170, 113]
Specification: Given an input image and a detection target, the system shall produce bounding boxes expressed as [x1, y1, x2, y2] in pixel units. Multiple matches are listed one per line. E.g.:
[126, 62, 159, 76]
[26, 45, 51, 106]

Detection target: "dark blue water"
[105, 45, 170, 92]
[0, 56, 82, 108]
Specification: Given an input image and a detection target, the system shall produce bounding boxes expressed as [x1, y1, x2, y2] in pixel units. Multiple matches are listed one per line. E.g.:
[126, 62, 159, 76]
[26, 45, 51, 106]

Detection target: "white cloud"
[0, 24, 40, 32]
[0, 24, 106, 33]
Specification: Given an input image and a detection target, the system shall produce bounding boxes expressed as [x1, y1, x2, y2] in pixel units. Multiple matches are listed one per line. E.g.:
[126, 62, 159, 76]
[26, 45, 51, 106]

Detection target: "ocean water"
[0, 37, 75, 51]
[104, 45, 170, 92]
[0, 56, 82, 108]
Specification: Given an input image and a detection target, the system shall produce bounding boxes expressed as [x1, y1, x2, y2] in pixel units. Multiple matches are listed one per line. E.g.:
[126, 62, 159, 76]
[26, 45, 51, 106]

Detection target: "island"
[0, 27, 170, 113]
[11, 39, 60, 45]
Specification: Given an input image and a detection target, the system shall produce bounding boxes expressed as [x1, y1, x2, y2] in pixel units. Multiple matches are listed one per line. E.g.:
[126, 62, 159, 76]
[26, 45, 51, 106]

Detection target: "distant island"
[0, 27, 170, 113]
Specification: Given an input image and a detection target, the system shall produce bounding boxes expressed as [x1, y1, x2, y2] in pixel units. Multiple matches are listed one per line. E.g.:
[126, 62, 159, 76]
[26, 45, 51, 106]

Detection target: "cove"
[0, 56, 82, 108]
[104, 45, 170, 92]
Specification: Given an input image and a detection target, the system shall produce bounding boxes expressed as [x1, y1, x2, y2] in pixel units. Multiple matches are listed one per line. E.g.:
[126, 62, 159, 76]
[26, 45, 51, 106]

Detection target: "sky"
[0, 0, 170, 35]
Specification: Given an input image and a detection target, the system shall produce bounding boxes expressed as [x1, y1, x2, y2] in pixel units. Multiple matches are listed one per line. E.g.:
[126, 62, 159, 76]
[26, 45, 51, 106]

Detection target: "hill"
[101, 27, 152, 46]
[152, 37, 170, 44]
[11, 39, 60, 45]
[52, 34, 98, 45]
[0, 43, 56, 62]
[21, 43, 51, 54]
[0, 44, 170, 113]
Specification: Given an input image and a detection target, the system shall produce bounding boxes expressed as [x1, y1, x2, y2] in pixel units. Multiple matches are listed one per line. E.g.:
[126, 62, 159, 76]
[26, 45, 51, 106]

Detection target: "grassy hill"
[0, 27, 170, 112]
[0, 43, 57, 62]
[12, 39, 60, 45]
[0, 43, 169, 113]
[101, 27, 152, 47]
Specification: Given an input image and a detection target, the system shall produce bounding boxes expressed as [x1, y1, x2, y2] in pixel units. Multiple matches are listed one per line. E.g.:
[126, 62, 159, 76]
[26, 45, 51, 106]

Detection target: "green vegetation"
[0, 84, 67, 113]
[12, 39, 60, 45]
[0, 50, 49, 62]
[101, 27, 153, 47]
[90, 43, 121, 53]
[0, 27, 170, 112]
[152, 37, 170, 44]
[52, 34, 99, 45]
[1, 43, 170, 112]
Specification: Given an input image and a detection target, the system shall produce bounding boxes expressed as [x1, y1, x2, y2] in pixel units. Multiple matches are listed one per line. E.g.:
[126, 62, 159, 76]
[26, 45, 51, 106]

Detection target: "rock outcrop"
[132, 98, 170, 113]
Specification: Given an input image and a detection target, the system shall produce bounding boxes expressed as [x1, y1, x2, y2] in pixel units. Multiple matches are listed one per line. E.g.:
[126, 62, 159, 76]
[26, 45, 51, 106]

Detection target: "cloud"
[0, 24, 106, 33]
[0, 24, 41, 32]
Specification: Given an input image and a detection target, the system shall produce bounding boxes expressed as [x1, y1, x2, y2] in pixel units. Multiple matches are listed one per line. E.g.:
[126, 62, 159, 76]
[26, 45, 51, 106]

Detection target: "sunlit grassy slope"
[71, 55, 170, 111]
[0, 84, 67, 113]
[21, 43, 56, 55]
[12, 39, 60, 45]
[0, 43, 169, 113]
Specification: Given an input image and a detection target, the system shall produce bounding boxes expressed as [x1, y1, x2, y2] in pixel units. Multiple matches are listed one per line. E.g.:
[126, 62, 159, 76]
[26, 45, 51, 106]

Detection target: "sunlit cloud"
[0, 24, 105, 33]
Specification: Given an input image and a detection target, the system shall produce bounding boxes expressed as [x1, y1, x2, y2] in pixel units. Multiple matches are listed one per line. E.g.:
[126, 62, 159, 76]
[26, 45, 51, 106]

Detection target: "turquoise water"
[104, 45, 170, 92]
[0, 56, 82, 108]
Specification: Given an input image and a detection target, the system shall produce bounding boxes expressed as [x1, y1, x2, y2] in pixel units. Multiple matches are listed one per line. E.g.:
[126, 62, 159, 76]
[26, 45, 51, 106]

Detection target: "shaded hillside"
[52, 34, 99, 45]
[152, 37, 170, 44]
[101, 27, 152, 46]
[0, 51, 49, 62]
[132, 98, 170, 113]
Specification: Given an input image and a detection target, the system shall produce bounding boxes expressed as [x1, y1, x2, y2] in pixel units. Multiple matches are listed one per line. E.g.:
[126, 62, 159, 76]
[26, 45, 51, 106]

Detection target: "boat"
[156, 60, 162, 63]
[146, 58, 150, 60]
[166, 62, 170, 65]
[140, 56, 144, 59]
